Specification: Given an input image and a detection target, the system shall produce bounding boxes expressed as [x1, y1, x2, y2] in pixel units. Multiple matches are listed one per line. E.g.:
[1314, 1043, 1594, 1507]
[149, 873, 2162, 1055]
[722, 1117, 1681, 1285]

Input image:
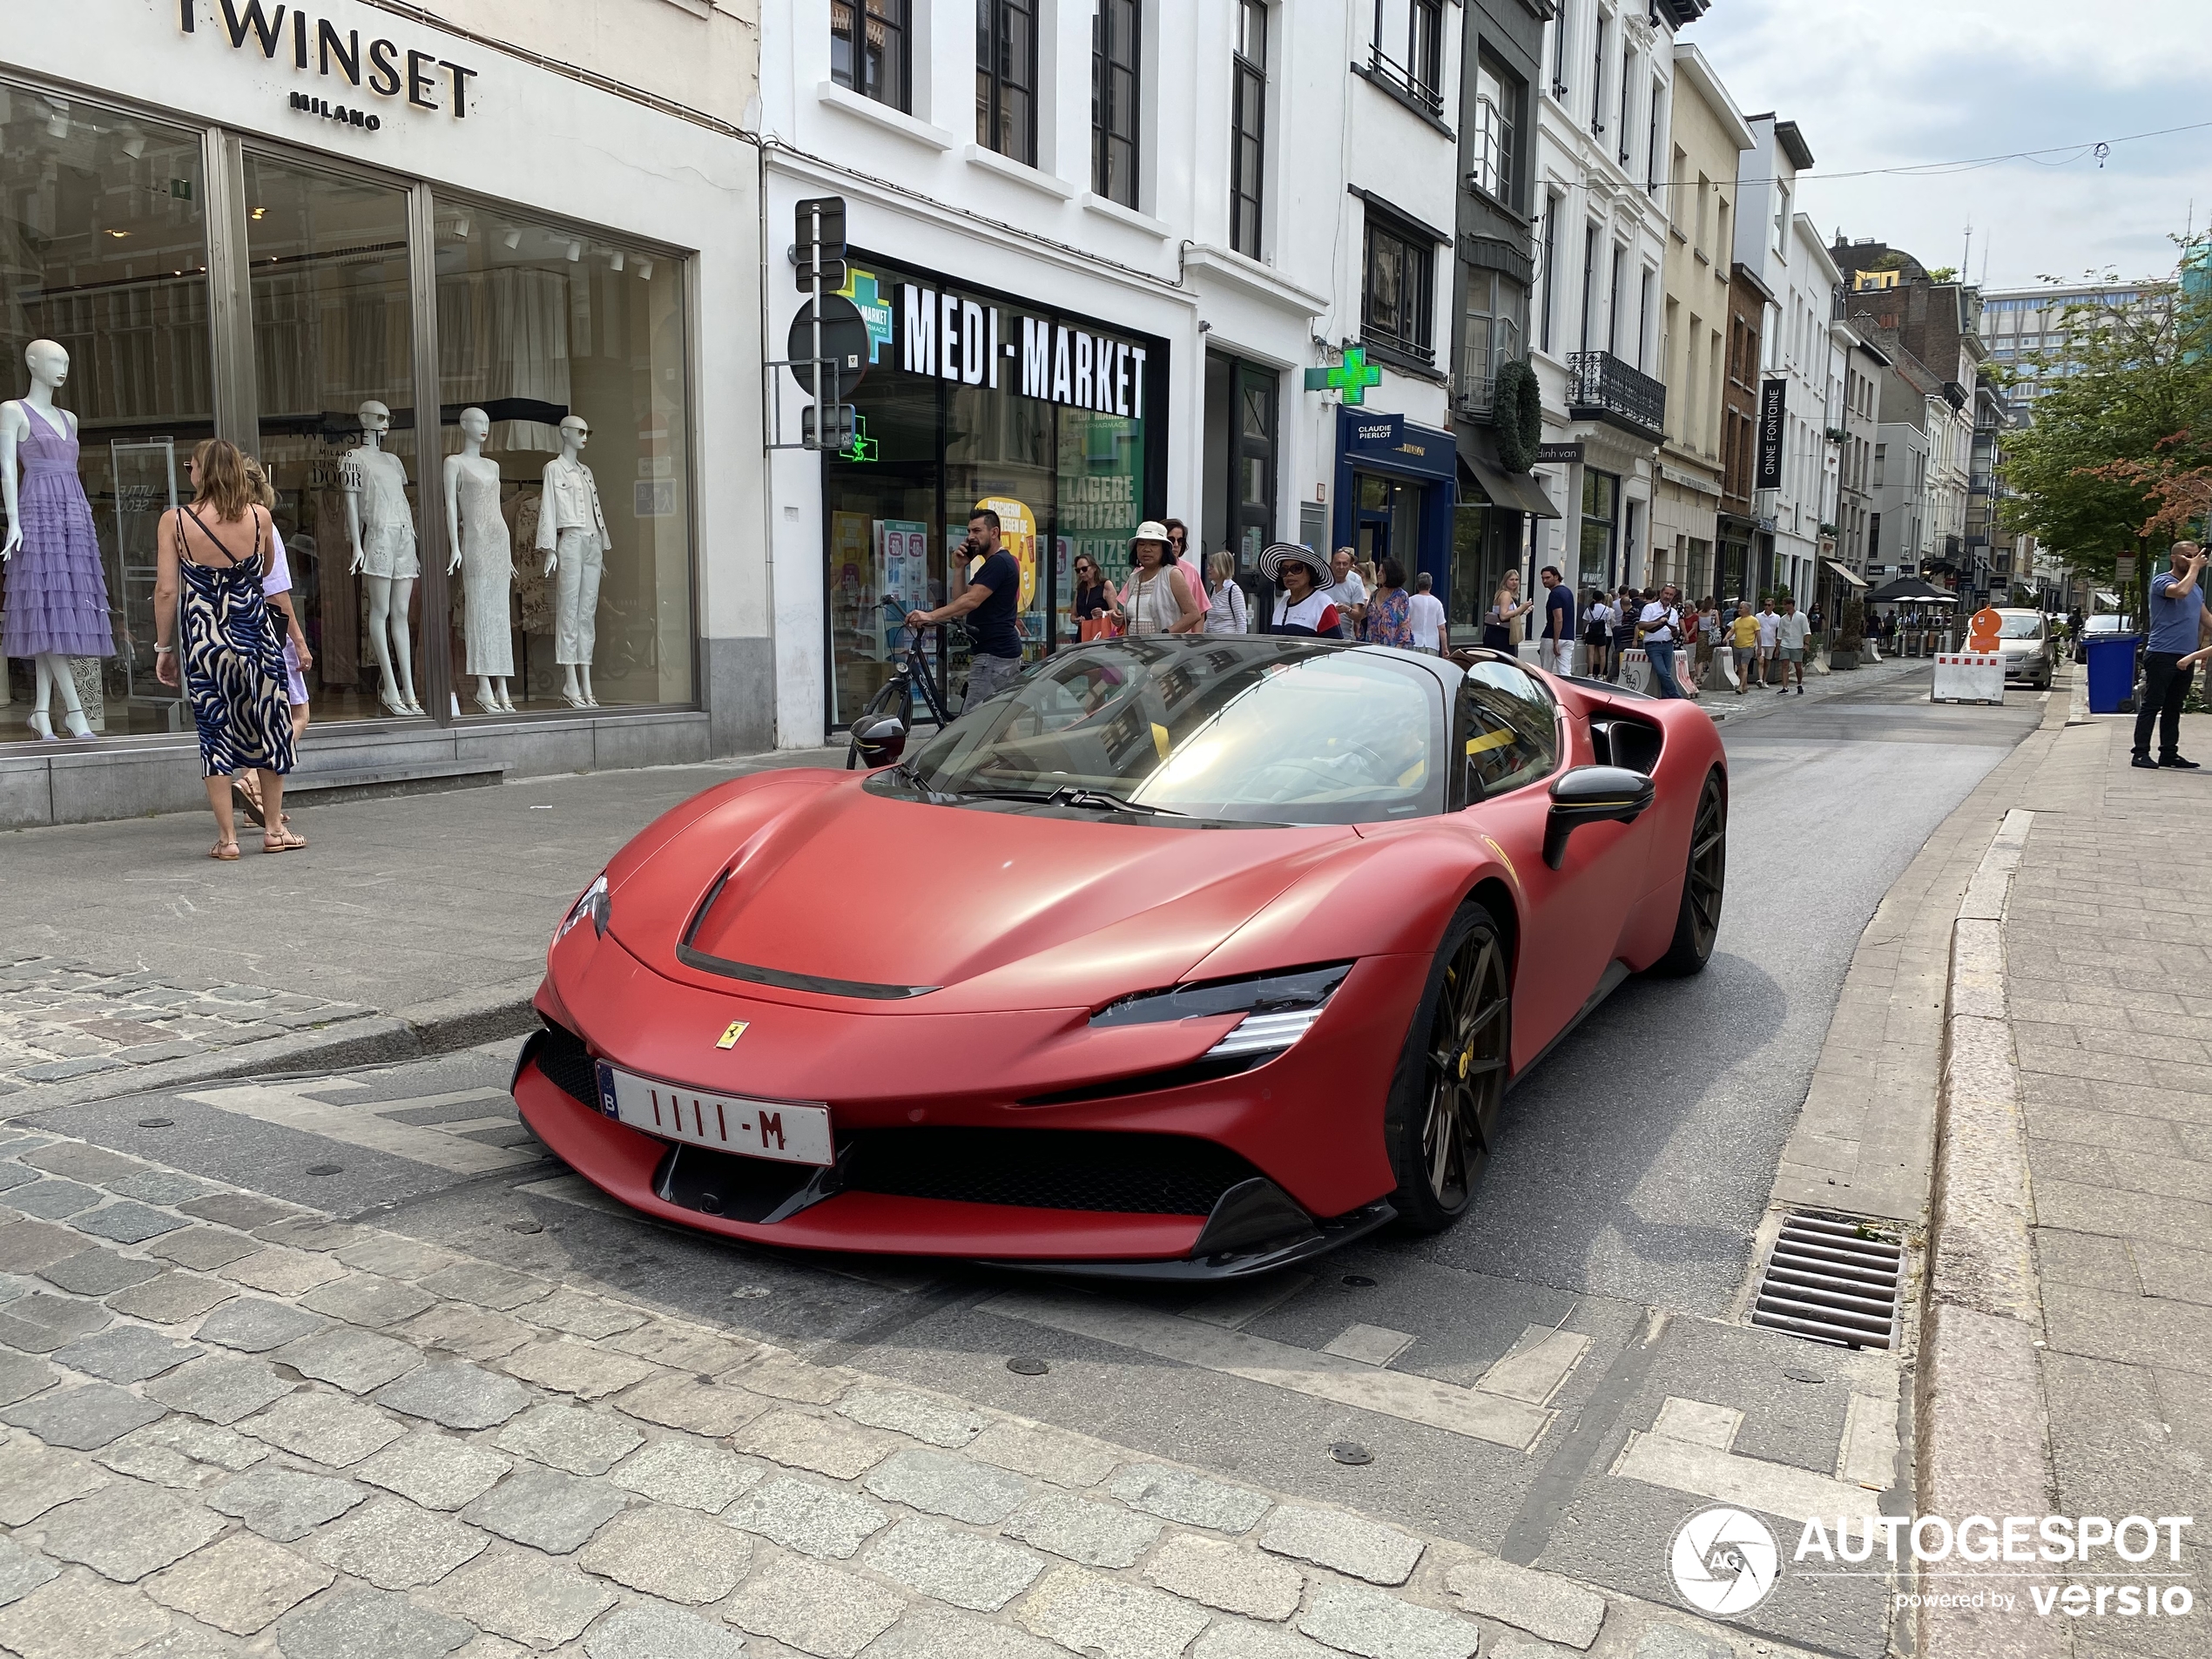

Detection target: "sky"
[1693, 0, 2212, 293]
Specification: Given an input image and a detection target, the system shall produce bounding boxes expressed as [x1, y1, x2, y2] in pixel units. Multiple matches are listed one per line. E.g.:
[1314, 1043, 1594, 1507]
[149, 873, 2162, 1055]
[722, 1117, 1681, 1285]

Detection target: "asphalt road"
[24, 668, 2047, 1657]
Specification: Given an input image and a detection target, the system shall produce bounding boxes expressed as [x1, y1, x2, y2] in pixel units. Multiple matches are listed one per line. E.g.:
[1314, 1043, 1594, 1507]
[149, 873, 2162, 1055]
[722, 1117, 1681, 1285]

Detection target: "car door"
[1454, 662, 1654, 1067]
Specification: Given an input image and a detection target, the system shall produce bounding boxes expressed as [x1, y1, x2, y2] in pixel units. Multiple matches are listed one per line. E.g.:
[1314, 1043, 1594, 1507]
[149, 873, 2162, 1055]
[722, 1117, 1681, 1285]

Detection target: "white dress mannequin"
[0, 341, 103, 739]
[342, 400, 422, 716]
[536, 415, 610, 709]
[444, 408, 514, 713]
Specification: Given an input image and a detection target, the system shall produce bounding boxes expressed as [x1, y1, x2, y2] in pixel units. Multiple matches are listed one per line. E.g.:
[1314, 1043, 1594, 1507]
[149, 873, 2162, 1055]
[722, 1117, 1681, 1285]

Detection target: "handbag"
[1079, 616, 1118, 642]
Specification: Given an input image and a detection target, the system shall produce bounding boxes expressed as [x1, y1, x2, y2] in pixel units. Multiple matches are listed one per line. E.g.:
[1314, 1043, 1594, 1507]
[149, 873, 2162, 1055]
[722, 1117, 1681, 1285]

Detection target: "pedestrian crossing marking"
[1474, 1326, 1592, 1406]
[1320, 1323, 1417, 1366]
[179, 1082, 537, 1176]
[1179, 1275, 1313, 1331]
[979, 1287, 1555, 1451]
[1610, 1393, 1889, 1527]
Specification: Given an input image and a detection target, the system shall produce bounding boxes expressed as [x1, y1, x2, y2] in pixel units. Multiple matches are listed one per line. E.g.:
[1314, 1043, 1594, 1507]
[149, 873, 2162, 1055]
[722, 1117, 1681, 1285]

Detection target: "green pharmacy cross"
[1304, 347, 1382, 406]
[843, 413, 879, 463]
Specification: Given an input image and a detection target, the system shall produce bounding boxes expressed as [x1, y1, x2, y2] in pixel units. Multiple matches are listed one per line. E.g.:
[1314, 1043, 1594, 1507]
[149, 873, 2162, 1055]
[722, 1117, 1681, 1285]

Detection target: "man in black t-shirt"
[908, 508, 1027, 706]
[1538, 565, 1575, 676]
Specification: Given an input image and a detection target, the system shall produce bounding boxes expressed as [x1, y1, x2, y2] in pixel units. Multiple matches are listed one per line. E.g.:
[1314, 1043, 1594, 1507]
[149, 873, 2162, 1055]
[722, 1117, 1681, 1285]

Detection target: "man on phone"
[908, 508, 1026, 706]
[2133, 541, 2208, 770]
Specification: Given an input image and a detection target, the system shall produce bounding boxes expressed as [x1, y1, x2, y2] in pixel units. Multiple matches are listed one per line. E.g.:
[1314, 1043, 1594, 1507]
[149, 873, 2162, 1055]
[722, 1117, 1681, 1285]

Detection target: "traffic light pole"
[810, 199, 824, 452]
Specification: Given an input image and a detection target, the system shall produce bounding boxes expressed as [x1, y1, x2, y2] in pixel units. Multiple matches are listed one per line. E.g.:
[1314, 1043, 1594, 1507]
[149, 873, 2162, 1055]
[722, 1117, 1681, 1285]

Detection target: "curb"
[1915, 808, 2061, 1659]
[8, 974, 543, 1116]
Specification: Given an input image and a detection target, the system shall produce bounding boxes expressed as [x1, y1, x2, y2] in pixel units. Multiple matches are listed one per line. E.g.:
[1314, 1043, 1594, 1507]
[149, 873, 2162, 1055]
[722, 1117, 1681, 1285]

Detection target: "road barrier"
[1930, 653, 2005, 705]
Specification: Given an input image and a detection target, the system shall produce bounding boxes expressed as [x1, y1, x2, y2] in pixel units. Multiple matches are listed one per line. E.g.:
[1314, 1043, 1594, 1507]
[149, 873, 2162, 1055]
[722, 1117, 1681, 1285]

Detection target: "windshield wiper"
[1047, 786, 1187, 817]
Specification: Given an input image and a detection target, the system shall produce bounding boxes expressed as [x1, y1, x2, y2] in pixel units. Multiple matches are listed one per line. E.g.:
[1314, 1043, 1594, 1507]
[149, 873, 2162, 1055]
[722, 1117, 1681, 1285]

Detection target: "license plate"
[595, 1062, 833, 1167]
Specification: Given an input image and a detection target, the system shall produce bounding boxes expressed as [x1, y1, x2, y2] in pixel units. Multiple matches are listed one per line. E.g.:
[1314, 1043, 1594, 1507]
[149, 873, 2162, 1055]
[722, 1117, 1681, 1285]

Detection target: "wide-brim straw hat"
[1130, 520, 1171, 550]
[1258, 542, 1331, 586]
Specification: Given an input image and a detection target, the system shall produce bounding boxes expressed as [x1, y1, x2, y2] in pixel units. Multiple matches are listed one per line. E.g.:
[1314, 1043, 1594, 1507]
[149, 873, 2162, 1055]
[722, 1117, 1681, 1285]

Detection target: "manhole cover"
[137, 1117, 173, 1129]
[1752, 1212, 1901, 1350]
[1007, 1356, 1049, 1376]
[506, 1219, 543, 1234]
[306, 1163, 344, 1176]
[1330, 1441, 1373, 1465]
[1342, 1274, 1376, 1288]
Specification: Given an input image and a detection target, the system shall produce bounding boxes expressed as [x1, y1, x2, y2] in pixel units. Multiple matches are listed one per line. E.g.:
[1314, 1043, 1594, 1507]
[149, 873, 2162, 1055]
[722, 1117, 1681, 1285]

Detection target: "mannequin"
[536, 415, 610, 709]
[444, 408, 514, 712]
[342, 400, 422, 715]
[0, 341, 111, 739]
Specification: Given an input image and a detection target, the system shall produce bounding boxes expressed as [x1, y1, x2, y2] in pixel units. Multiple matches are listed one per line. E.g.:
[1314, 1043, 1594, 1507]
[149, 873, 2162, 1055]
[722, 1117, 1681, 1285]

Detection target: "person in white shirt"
[1638, 584, 1689, 698]
[1405, 571, 1447, 651]
[1203, 550, 1249, 634]
[1754, 599, 1781, 688]
[1774, 597, 1812, 694]
[1581, 589, 1616, 679]
[1329, 546, 1368, 634]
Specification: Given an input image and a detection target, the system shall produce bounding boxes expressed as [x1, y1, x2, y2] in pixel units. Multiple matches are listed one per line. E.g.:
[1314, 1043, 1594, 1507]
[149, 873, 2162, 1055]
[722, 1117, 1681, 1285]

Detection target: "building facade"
[0, 0, 764, 826]
[1716, 259, 1770, 603]
[759, 0, 1467, 741]
[1830, 324, 1883, 579]
[1979, 281, 2152, 422]
[1447, 0, 1556, 639]
[1649, 43, 1750, 602]
[1528, 0, 1707, 605]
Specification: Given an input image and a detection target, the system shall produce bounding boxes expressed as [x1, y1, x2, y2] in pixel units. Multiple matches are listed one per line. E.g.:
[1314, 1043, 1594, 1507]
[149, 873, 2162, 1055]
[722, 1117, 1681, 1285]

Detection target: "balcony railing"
[1566, 350, 1665, 440]
[1456, 374, 1496, 418]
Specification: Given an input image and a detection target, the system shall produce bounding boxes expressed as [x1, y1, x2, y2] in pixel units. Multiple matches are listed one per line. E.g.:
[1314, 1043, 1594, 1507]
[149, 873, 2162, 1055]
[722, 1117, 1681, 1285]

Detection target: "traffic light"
[793, 196, 847, 293]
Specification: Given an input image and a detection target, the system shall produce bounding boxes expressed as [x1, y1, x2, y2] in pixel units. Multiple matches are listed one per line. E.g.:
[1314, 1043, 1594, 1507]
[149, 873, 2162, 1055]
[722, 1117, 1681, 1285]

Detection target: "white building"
[1, 0, 764, 826]
[1730, 114, 1840, 604]
[1527, 0, 1708, 599]
[758, 0, 1467, 743]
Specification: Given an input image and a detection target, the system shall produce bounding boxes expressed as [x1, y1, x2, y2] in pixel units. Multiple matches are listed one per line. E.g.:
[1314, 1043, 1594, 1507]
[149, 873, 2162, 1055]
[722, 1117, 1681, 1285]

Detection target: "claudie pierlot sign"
[177, 0, 481, 132]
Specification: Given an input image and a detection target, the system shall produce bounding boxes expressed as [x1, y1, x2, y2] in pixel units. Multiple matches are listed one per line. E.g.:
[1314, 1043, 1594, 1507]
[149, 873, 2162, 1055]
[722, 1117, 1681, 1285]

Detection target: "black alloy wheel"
[1649, 770, 1727, 977]
[1390, 906, 1512, 1232]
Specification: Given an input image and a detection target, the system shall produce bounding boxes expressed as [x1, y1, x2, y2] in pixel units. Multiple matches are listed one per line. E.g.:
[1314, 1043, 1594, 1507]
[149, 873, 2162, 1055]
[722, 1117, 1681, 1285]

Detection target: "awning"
[1823, 559, 1867, 589]
[2094, 590, 2121, 607]
[1866, 575, 1952, 603]
[1455, 430, 1561, 518]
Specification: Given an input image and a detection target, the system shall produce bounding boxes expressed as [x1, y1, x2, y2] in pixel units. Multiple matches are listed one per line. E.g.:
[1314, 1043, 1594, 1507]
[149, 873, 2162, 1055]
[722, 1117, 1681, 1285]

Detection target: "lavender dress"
[2, 403, 113, 658]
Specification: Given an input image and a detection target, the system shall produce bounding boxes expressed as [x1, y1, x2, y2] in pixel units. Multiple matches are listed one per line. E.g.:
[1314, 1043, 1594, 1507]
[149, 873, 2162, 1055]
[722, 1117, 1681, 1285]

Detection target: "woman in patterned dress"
[152, 440, 302, 860]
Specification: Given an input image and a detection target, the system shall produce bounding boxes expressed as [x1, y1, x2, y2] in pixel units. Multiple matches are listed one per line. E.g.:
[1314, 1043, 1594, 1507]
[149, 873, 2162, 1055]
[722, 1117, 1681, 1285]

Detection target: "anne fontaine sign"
[178, 0, 482, 134]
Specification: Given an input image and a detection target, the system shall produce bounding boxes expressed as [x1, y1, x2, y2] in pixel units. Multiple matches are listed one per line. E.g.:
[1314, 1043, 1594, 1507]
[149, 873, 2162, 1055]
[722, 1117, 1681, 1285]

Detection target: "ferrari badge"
[716, 1021, 749, 1049]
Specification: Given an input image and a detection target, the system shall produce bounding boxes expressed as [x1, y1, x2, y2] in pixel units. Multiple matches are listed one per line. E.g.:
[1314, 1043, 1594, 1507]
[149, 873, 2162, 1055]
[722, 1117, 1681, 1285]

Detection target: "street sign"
[786, 295, 870, 391]
[793, 195, 847, 291]
[2116, 551, 2137, 584]
[1756, 381, 1786, 490]
[800, 403, 858, 452]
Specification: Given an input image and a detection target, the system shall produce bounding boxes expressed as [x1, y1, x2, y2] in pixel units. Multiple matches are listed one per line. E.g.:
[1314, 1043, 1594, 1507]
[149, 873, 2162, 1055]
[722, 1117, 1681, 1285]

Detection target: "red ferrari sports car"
[513, 637, 1725, 1278]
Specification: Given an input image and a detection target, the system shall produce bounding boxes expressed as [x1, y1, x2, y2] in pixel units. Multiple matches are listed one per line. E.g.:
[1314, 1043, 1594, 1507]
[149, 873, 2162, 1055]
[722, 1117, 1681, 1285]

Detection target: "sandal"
[209, 840, 240, 861]
[231, 777, 266, 828]
[262, 828, 308, 853]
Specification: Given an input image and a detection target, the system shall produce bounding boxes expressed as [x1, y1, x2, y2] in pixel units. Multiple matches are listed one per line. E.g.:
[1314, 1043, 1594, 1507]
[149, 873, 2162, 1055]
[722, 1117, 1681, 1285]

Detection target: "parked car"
[2074, 613, 2128, 664]
[514, 636, 1727, 1278]
[1992, 609, 2055, 690]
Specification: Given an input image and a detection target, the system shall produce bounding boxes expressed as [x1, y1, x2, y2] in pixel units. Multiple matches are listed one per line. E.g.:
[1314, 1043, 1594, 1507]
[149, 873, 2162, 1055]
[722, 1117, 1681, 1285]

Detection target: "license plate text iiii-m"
[595, 1062, 834, 1167]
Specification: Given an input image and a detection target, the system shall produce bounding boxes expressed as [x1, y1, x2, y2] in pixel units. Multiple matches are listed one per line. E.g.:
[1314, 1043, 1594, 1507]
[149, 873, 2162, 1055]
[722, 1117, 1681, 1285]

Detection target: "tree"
[1998, 260, 2212, 586]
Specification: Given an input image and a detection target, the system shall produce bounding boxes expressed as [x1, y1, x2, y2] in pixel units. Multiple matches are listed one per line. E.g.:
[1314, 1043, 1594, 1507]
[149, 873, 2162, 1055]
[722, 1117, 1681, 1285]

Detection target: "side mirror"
[1543, 765, 1655, 869]
[852, 713, 907, 768]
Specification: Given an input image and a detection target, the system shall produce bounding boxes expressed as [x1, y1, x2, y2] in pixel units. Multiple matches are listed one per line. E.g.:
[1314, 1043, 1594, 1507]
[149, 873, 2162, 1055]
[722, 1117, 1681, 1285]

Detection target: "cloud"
[1692, 0, 2205, 288]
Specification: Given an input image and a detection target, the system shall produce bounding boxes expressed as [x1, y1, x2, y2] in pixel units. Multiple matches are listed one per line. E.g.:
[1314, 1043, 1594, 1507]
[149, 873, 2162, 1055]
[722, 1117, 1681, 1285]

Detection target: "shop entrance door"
[1203, 352, 1278, 624]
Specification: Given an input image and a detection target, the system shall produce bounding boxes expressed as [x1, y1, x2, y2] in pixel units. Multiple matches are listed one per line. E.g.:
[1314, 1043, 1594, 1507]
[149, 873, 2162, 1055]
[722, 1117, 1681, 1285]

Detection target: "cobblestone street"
[0, 1121, 1805, 1659]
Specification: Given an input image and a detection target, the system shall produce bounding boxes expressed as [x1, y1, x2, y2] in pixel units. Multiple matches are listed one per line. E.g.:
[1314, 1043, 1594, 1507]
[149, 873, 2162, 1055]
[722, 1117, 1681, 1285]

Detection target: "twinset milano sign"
[900, 282, 1150, 419]
[177, 0, 482, 131]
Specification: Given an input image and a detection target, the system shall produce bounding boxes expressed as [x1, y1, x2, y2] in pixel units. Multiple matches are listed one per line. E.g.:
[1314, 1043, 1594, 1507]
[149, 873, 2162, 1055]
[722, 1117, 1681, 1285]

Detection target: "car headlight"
[1090, 962, 1352, 1059]
[559, 873, 610, 941]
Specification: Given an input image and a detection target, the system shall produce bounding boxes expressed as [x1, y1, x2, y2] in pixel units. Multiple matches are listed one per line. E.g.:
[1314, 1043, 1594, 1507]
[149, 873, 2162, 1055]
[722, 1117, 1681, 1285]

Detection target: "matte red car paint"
[513, 667, 1725, 1264]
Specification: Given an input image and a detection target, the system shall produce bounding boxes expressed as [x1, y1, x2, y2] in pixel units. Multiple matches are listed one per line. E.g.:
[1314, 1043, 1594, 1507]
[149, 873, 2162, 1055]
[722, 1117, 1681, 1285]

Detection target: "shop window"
[1230, 1, 1268, 258]
[1580, 469, 1618, 590]
[1092, 0, 1140, 207]
[1362, 212, 1434, 364]
[823, 257, 1161, 728]
[431, 202, 694, 712]
[977, 0, 1039, 166]
[0, 87, 212, 736]
[245, 154, 422, 722]
[833, 0, 911, 114]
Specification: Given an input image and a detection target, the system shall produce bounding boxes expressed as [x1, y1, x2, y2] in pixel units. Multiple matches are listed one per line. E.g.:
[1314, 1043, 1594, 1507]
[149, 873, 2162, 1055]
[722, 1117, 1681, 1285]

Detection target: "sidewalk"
[0, 746, 842, 1105]
[1916, 681, 2212, 1659]
[0, 1116, 1808, 1659]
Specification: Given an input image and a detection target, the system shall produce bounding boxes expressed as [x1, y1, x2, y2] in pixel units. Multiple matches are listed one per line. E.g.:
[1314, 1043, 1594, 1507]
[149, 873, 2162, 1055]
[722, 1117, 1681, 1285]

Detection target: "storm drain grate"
[1751, 1212, 1901, 1350]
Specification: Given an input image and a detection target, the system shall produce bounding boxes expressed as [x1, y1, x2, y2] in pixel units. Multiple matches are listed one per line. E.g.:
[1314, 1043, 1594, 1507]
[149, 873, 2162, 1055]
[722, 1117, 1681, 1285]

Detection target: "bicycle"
[846, 614, 954, 769]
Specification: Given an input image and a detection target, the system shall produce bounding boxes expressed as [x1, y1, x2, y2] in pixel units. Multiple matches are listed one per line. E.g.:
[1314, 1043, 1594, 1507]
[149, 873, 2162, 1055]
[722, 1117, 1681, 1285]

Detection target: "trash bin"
[2085, 633, 2139, 714]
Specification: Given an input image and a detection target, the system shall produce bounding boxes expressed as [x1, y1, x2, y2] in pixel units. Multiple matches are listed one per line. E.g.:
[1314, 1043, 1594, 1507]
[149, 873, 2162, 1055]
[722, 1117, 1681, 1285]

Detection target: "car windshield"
[2087, 616, 2125, 633]
[1997, 614, 2043, 639]
[875, 637, 1450, 826]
